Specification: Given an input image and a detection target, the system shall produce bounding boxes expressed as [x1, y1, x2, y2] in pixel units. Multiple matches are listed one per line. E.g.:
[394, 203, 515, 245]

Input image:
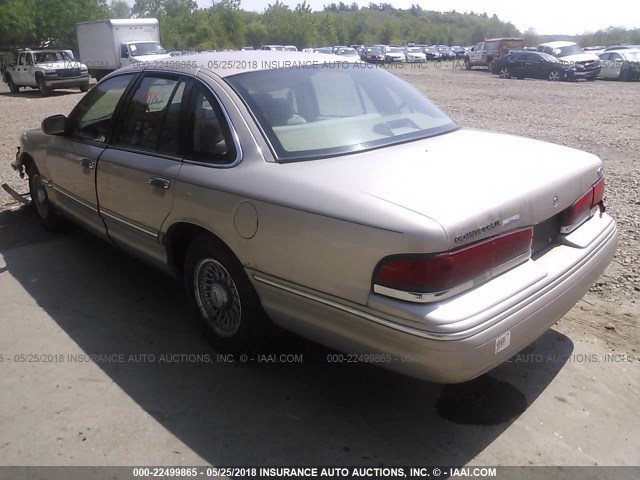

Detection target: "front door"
[44, 73, 136, 238]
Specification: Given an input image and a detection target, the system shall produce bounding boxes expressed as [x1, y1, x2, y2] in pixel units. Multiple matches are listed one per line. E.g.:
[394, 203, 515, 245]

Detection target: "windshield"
[129, 42, 167, 57]
[556, 45, 584, 57]
[368, 48, 382, 54]
[227, 64, 456, 161]
[408, 48, 423, 53]
[34, 51, 73, 63]
[388, 47, 403, 53]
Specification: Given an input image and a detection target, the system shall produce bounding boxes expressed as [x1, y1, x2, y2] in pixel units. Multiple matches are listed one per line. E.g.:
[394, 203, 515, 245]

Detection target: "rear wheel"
[464, 58, 471, 70]
[28, 165, 63, 231]
[548, 70, 561, 81]
[498, 67, 511, 78]
[6, 74, 19, 93]
[184, 235, 271, 353]
[37, 77, 50, 96]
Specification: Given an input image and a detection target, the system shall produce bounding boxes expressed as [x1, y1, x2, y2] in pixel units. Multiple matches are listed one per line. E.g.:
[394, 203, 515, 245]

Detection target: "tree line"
[0, 0, 638, 54]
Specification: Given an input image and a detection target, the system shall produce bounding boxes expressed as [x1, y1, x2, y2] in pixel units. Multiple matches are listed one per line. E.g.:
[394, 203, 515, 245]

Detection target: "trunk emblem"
[553, 196, 559, 207]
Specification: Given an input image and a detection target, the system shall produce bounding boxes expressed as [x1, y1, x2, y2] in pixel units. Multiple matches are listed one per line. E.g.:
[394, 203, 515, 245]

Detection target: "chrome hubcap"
[194, 258, 241, 337]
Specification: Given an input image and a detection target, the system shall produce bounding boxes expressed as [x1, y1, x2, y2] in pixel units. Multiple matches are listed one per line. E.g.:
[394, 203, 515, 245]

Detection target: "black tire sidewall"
[28, 166, 61, 231]
[184, 235, 269, 353]
[37, 77, 49, 96]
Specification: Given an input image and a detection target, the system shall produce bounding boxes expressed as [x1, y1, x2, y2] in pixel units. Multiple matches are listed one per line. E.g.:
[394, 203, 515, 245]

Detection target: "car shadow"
[0, 206, 574, 465]
[0, 89, 84, 99]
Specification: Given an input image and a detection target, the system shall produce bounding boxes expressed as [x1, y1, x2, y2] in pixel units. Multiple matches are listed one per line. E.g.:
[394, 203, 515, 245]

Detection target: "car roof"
[538, 41, 577, 48]
[603, 48, 640, 55]
[119, 51, 356, 78]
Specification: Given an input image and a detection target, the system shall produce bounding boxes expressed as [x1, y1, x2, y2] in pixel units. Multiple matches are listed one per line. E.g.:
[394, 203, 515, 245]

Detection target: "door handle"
[148, 177, 170, 189]
[80, 158, 94, 169]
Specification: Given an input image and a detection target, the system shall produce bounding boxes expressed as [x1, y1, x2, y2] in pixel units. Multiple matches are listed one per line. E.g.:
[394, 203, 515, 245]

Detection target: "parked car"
[451, 46, 467, 58]
[537, 41, 601, 80]
[404, 47, 427, 63]
[598, 49, 640, 81]
[422, 46, 442, 61]
[261, 45, 285, 51]
[385, 46, 406, 62]
[335, 47, 360, 59]
[331, 45, 348, 54]
[2, 49, 90, 96]
[313, 47, 333, 55]
[434, 45, 456, 60]
[465, 38, 525, 72]
[494, 51, 575, 81]
[12, 51, 617, 384]
[283, 45, 298, 52]
[364, 47, 385, 63]
[583, 46, 606, 55]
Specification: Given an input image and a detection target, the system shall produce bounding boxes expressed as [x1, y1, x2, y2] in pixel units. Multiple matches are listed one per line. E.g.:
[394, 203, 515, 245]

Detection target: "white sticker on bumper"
[495, 331, 511, 354]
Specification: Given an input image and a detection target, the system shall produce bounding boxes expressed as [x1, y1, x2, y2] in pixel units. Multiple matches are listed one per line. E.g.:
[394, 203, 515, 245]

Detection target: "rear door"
[44, 73, 136, 238]
[96, 73, 189, 266]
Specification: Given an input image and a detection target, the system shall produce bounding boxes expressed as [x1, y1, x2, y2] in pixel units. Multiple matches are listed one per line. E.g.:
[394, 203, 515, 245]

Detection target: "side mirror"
[42, 115, 67, 135]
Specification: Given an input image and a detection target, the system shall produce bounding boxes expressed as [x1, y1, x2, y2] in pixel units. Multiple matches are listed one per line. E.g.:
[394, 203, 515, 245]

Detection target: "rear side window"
[67, 74, 135, 143]
[113, 75, 187, 155]
[185, 83, 236, 164]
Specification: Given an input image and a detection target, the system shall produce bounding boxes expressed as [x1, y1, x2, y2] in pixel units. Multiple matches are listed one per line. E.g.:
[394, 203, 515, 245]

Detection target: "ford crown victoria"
[12, 52, 617, 383]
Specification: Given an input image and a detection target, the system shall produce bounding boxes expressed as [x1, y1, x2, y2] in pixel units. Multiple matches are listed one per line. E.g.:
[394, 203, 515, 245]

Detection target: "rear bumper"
[250, 214, 617, 383]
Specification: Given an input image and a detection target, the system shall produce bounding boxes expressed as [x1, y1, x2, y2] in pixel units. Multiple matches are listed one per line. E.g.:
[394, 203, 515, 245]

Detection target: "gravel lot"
[1, 62, 638, 349]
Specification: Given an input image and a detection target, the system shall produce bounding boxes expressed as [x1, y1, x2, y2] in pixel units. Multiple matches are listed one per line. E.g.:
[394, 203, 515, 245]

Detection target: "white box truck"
[76, 18, 170, 79]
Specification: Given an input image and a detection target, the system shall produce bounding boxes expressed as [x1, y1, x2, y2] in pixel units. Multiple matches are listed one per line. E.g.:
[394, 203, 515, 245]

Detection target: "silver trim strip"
[99, 209, 158, 238]
[373, 250, 532, 303]
[252, 274, 461, 341]
[51, 185, 98, 213]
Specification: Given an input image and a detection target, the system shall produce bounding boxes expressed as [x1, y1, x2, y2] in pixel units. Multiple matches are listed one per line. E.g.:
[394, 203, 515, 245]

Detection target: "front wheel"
[464, 58, 471, 70]
[28, 165, 63, 231]
[498, 67, 511, 78]
[548, 70, 561, 81]
[184, 235, 271, 353]
[487, 60, 494, 73]
[37, 77, 50, 96]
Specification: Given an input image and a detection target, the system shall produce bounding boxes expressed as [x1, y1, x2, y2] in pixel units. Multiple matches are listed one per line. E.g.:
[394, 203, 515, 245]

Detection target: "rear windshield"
[227, 64, 456, 162]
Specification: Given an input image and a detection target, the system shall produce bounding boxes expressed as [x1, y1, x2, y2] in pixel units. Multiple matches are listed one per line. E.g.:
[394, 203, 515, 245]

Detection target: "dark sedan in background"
[494, 51, 575, 81]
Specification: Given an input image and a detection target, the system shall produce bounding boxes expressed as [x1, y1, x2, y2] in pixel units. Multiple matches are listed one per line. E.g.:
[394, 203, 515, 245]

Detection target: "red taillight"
[373, 228, 533, 295]
[562, 177, 604, 228]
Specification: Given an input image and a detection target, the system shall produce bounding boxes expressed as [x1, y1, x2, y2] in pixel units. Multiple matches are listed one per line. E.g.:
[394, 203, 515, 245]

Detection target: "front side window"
[227, 64, 456, 161]
[67, 74, 135, 143]
[114, 75, 186, 154]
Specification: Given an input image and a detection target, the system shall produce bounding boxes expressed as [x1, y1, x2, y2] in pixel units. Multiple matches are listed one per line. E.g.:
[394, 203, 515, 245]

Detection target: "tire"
[548, 70, 561, 81]
[498, 67, 511, 79]
[487, 59, 494, 73]
[37, 76, 50, 96]
[184, 235, 271, 354]
[79, 84, 89, 92]
[6, 74, 19, 93]
[617, 68, 629, 81]
[28, 164, 63, 231]
[464, 58, 471, 70]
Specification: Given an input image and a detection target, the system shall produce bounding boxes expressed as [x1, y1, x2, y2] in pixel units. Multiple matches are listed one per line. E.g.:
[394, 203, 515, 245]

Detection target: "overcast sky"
[192, 0, 640, 35]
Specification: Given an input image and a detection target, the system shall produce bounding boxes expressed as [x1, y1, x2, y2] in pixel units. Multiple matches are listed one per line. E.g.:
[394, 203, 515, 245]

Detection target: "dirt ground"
[1, 62, 637, 356]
